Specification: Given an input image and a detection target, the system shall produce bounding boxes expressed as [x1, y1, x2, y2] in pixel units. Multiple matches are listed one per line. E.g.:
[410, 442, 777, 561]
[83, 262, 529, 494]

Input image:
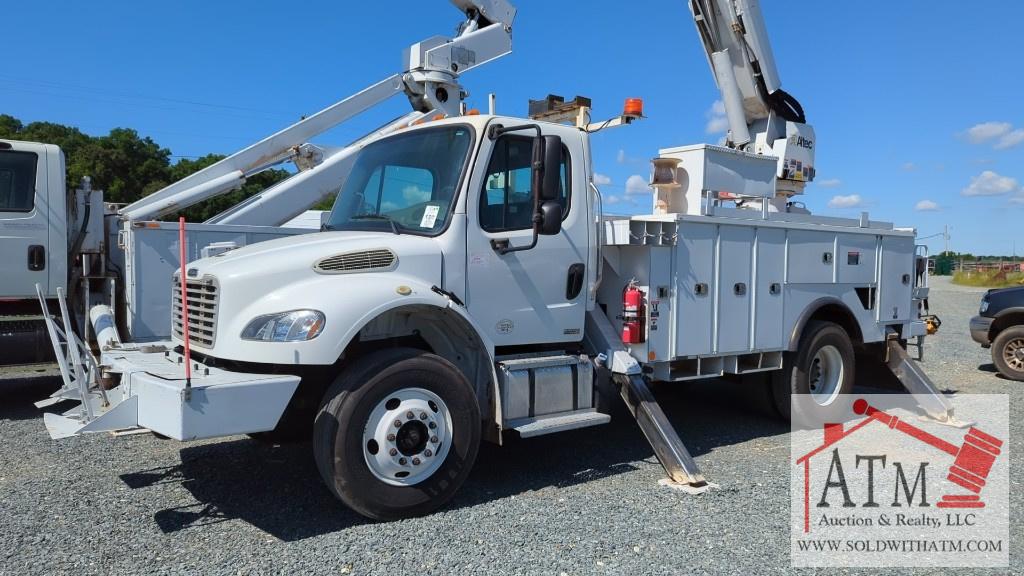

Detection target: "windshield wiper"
[350, 214, 401, 235]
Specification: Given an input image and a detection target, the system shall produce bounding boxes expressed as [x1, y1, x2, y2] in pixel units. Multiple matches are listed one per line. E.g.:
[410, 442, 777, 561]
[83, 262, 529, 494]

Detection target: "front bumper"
[39, 343, 299, 441]
[969, 315, 994, 346]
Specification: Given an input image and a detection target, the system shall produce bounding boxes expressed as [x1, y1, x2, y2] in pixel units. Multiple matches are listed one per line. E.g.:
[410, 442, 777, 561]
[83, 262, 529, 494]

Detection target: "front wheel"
[992, 325, 1024, 381]
[771, 320, 856, 422]
[313, 348, 481, 520]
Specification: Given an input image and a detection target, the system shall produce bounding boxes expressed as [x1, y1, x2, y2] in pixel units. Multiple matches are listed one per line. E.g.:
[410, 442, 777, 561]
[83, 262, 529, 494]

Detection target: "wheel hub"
[809, 345, 844, 406]
[363, 388, 452, 486]
[396, 420, 429, 456]
[1004, 338, 1024, 371]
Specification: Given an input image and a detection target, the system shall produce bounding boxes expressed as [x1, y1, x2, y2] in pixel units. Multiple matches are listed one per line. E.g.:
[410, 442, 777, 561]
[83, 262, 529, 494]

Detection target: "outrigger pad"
[43, 396, 140, 440]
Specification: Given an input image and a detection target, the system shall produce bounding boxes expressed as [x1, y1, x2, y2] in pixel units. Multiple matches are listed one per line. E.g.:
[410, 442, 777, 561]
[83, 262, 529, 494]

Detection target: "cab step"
[507, 410, 610, 438]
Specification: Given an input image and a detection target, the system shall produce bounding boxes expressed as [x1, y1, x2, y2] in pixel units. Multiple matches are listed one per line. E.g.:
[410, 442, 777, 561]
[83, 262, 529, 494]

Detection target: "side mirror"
[537, 201, 562, 236]
[531, 134, 563, 203]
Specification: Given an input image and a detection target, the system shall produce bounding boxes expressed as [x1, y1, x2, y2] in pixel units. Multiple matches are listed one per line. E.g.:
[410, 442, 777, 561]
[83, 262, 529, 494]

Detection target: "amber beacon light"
[623, 98, 644, 118]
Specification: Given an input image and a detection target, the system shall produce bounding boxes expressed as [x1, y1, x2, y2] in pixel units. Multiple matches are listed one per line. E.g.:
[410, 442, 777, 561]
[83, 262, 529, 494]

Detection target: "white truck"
[29, 0, 950, 520]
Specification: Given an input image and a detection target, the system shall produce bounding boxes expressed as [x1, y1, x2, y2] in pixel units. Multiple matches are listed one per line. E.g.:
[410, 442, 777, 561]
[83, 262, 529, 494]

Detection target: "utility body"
[17, 0, 952, 520]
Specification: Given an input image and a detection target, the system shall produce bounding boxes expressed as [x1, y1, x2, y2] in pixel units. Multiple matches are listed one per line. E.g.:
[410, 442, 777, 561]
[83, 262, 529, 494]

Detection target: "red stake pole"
[178, 217, 193, 391]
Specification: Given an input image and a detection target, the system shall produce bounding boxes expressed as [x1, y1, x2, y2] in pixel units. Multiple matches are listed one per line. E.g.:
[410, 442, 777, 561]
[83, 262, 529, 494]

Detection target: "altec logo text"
[789, 394, 1009, 568]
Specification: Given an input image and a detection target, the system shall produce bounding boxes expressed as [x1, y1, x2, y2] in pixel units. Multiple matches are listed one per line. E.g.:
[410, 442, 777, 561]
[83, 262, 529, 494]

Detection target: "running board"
[612, 373, 708, 490]
[508, 410, 610, 438]
[886, 340, 957, 423]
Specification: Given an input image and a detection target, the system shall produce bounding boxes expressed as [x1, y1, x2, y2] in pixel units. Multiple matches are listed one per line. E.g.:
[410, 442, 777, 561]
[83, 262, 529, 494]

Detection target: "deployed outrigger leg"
[586, 311, 709, 493]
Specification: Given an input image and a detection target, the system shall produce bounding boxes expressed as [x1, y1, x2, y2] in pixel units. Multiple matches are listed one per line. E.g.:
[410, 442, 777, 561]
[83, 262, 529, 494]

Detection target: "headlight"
[980, 300, 989, 314]
[241, 310, 325, 342]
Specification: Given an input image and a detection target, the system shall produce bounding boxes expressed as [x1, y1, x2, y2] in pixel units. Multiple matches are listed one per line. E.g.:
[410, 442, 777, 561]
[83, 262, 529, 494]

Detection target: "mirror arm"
[488, 123, 542, 140]
[490, 214, 542, 255]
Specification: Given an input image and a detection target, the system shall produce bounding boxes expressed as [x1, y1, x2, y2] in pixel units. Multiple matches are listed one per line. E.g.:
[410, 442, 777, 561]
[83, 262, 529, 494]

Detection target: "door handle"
[566, 263, 585, 300]
[28, 245, 45, 271]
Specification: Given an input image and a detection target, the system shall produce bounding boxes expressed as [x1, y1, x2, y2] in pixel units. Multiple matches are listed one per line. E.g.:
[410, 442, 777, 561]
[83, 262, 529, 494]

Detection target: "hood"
[185, 230, 444, 286]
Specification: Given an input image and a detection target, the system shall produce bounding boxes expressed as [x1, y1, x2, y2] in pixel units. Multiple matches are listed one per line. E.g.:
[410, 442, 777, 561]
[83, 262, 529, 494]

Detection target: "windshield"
[324, 125, 474, 236]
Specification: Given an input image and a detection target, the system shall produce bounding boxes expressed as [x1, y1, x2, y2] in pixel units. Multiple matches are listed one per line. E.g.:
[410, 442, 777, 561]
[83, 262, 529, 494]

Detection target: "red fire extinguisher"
[621, 280, 646, 344]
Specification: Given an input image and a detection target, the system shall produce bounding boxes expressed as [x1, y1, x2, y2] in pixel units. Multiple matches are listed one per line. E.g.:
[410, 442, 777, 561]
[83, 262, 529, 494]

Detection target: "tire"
[770, 320, 856, 423]
[991, 325, 1024, 382]
[313, 347, 481, 520]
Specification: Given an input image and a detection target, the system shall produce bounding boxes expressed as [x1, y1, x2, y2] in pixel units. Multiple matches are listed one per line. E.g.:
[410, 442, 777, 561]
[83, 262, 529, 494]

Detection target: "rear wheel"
[992, 325, 1024, 381]
[771, 321, 856, 422]
[313, 348, 480, 520]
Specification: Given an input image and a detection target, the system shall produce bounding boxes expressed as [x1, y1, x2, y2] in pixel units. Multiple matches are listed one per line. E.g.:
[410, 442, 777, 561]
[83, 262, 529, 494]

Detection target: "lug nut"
[412, 458, 421, 466]
[394, 420, 403, 428]
[389, 448, 398, 456]
[419, 412, 428, 420]
[424, 449, 433, 457]
[399, 457, 407, 466]
[430, 436, 438, 444]
[387, 433, 396, 442]
[406, 411, 414, 419]
[428, 422, 437, 429]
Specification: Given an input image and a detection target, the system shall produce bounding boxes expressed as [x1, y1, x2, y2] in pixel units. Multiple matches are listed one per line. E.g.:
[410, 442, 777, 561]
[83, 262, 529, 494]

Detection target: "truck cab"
[0, 140, 69, 361]
[175, 115, 599, 368]
[0, 140, 68, 302]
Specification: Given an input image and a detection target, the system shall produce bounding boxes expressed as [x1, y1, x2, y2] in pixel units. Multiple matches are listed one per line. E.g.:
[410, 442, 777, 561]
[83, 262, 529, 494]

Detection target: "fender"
[325, 277, 506, 439]
[787, 296, 859, 352]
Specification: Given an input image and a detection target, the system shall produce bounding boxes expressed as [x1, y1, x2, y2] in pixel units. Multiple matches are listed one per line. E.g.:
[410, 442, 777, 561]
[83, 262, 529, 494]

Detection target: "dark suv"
[970, 285, 1024, 381]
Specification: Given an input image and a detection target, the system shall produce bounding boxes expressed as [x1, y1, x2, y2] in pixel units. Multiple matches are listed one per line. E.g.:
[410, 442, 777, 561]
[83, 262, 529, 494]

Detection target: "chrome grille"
[314, 249, 397, 274]
[171, 275, 218, 348]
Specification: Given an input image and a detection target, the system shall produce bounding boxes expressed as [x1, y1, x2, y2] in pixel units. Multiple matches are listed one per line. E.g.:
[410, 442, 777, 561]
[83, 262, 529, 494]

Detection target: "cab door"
[465, 125, 591, 346]
[0, 145, 51, 299]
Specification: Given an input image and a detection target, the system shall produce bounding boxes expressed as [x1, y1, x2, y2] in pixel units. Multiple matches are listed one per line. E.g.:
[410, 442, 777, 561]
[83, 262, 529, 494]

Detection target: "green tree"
[167, 154, 289, 222]
[1, 115, 291, 222]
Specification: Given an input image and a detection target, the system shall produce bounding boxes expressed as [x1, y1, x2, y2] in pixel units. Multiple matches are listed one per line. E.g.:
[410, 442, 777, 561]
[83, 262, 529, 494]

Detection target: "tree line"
[0, 114, 292, 222]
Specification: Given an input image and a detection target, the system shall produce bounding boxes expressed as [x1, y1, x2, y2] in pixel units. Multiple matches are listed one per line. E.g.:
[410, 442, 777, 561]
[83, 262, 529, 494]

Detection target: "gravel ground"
[1, 276, 1019, 575]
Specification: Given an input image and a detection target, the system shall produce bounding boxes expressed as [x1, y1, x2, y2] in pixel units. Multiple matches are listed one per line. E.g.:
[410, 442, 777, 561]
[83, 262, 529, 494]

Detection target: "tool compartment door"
[673, 221, 716, 357]
[879, 235, 914, 322]
[717, 225, 754, 354]
[754, 227, 786, 350]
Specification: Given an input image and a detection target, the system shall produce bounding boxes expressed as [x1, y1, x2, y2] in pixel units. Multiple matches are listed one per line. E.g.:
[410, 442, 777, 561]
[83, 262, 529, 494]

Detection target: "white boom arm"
[688, 0, 815, 197]
[119, 0, 516, 224]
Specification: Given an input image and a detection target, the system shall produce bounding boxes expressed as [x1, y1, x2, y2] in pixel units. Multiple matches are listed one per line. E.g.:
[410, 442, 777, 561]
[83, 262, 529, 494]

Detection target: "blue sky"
[2, 1, 1021, 255]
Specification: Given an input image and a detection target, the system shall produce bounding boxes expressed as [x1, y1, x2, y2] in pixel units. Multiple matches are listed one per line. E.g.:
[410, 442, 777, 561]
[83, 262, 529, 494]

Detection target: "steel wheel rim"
[1003, 337, 1024, 372]
[809, 344, 844, 406]
[363, 387, 453, 486]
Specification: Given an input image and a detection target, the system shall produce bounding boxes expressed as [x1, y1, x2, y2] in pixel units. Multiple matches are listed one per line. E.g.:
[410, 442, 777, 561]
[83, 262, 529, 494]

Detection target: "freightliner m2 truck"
[24, 0, 950, 520]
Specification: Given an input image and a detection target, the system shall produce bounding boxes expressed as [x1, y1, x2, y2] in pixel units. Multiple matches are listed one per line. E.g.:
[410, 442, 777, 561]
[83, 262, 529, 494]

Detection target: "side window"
[479, 137, 570, 232]
[0, 151, 38, 213]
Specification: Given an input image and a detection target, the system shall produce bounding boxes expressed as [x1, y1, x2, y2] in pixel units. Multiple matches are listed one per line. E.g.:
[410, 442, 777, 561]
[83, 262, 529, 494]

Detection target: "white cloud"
[603, 195, 622, 205]
[965, 122, 1011, 144]
[593, 173, 612, 186]
[625, 174, 651, 195]
[402, 184, 430, 204]
[616, 149, 626, 164]
[705, 100, 729, 134]
[902, 162, 917, 172]
[816, 178, 841, 188]
[995, 129, 1024, 150]
[961, 170, 1021, 196]
[914, 199, 940, 212]
[827, 194, 864, 209]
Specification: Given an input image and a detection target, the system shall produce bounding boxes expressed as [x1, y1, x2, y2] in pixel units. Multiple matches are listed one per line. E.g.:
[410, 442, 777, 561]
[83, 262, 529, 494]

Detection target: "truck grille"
[314, 249, 397, 274]
[171, 276, 218, 348]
